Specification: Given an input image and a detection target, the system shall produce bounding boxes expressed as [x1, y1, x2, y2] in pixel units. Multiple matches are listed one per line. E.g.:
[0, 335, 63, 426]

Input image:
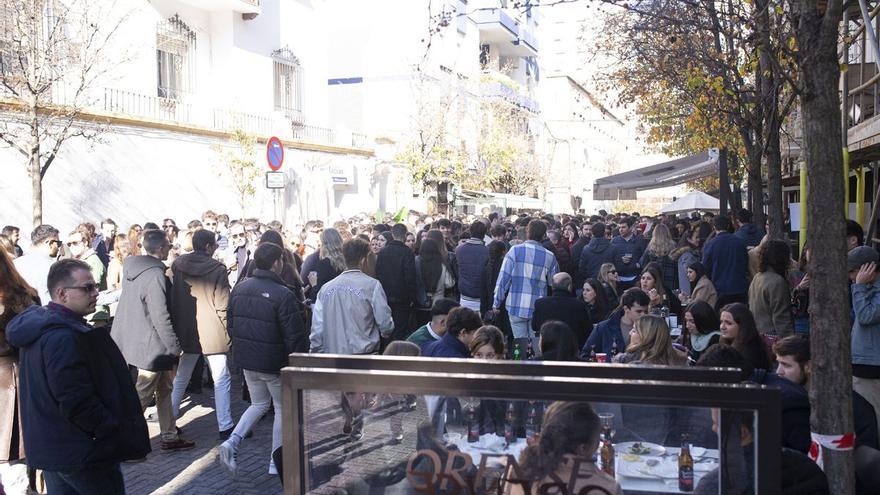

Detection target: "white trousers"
[171, 353, 234, 431]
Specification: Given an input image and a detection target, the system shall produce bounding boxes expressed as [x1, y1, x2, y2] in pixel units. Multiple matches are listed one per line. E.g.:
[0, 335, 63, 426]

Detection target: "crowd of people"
[0, 206, 879, 494]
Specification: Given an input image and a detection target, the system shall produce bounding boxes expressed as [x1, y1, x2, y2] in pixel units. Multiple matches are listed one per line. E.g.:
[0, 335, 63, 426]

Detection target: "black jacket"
[531, 289, 593, 349]
[7, 304, 150, 470]
[228, 269, 308, 374]
[375, 240, 418, 305]
[577, 237, 615, 285]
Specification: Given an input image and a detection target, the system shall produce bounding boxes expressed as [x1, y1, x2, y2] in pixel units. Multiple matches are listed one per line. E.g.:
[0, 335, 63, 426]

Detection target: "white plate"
[691, 446, 707, 457]
[617, 458, 677, 479]
[615, 441, 667, 456]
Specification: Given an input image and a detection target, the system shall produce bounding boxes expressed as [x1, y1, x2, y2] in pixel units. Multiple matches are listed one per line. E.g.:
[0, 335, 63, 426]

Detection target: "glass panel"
[300, 389, 756, 495]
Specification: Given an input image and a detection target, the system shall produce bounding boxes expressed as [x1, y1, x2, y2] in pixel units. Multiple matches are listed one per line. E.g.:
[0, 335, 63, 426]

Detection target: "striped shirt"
[492, 240, 559, 319]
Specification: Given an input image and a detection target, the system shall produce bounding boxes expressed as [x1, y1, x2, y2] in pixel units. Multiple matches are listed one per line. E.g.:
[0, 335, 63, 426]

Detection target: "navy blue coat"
[455, 240, 489, 299]
[581, 310, 625, 357]
[611, 234, 647, 280]
[422, 332, 470, 358]
[6, 304, 150, 470]
[228, 269, 308, 374]
[577, 237, 616, 286]
[735, 223, 765, 248]
[702, 232, 749, 296]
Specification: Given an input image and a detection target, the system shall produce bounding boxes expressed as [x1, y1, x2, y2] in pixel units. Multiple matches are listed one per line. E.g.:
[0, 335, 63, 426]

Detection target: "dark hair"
[253, 243, 283, 270]
[640, 263, 667, 297]
[187, 219, 203, 230]
[539, 321, 579, 361]
[1, 226, 18, 236]
[773, 335, 810, 366]
[620, 217, 636, 228]
[696, 343, 754, 380]
[30, 224, 59, 245]
[431, 297, 460, 318]
[141, 229, 168, 255]
[383, 341, 421, 357]
[445, 307, 482, 337]
[489, 224, 506, 238]
[391, 223, 408, 241]
[470, 220, 487, 240]
[143, 222, 160, 230]
[687, 261, 708, 293]
[759, 239, 790, 276]
[585, 278, 612, 321]
[469, 325, 505, 356]
[720, 303, 770, 370]
[713, 215, 733, 233]
[267, 220, 283, 232]
[435, 218, 452, 229]
[591, 222, 606, 239]
[191, 229, 217, 252]
[342, 238, 371, 269]
[486, 240, 507, 292]
[47, 259, 91, 298]
[736, 209, 753, 224]
[526, 219, 547, 241]
[418, 238, 444, 290]
[260, 229, 285, 248]
[686, 300, 719, 335]
[847, 220, 865, 246]
[519, 402, 601, 479]
[619, 287, 650, 312]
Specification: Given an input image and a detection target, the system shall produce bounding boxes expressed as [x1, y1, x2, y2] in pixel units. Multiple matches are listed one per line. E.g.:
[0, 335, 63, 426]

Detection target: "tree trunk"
[795, 0, 854, 491]
[746, 145, 765, 226]
[28, 97, 42, 228]
[757, 0, 784, 240]
[719, 148, 729, 216]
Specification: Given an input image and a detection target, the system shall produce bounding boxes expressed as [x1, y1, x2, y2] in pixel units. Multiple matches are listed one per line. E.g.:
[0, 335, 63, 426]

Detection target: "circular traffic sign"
[266, 136, 284, 171]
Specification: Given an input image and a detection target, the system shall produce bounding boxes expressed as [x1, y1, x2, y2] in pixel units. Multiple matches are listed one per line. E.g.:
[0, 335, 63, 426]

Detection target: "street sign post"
[266, 136, 284, 171]
[266, 171, 286, 189]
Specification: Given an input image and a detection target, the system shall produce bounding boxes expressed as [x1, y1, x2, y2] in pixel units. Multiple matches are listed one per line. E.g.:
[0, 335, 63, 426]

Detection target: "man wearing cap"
[849, 245, 880, 435]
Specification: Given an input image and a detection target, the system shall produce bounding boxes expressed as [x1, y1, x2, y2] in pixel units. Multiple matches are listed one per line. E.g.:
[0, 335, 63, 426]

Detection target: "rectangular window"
[273, 48, 303, 122]
[156, 15, 195, 100]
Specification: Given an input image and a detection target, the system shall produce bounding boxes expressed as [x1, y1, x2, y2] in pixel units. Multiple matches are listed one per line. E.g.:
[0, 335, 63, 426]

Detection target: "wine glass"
[598, 412, 615, 441]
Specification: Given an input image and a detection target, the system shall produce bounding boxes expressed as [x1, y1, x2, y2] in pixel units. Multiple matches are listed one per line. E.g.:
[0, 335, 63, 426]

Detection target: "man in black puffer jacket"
[220, 243, 307, 476]
[376, 223, 418, 342]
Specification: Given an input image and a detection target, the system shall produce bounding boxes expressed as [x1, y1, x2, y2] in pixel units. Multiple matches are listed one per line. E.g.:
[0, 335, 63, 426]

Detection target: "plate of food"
[615, 441, 667, 456]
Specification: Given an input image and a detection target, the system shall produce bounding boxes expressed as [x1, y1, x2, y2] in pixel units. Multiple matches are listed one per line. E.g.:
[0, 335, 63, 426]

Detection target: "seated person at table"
[510, 401, 623, 495]
[469, 325, 506, 435]
[539, 321, 580, 362]
[408, 297, 459, 347]
[582, 288, 650, 357]
[421, 307, 483, 358]
[613, 314, 687, 366]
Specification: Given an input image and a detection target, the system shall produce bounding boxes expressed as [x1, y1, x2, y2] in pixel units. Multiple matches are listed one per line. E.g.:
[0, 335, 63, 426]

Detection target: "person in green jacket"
[407, 298, 459, 347]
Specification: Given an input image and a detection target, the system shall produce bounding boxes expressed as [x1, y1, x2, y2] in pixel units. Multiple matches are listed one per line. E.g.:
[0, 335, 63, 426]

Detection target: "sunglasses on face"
[231, 233, 246, 239]
[64, 283, 100, 293]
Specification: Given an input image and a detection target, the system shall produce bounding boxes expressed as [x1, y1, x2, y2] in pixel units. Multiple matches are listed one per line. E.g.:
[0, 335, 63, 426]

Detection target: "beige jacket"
[691, 275, 718, 308]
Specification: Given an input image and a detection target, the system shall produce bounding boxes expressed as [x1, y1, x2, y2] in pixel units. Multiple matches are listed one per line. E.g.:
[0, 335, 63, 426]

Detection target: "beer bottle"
[525, 401, 539, 441]
[611, 339, 619, 357]
[504, 402, 517, 444]
[466, 403, 479, 443]
[678, 434, 694, 492]
[599, 427, 615, 477]
[512, 342, 522, 361]
[526, 339, 534, 360]
[589, 345, 597, 362]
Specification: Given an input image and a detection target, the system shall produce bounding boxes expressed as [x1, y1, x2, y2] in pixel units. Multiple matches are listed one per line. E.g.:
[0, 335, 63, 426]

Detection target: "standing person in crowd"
[569, 222, 589, 274]
[480, 240, 510, 337]
[539, 321, 580, 362]
[639, 223, 678, 290]
[702, 215, 749, 310]
[201, 211, 228, 255]
[310, 238, 394, 439]
[684, 300, 721, 363]
[414, 238, 455, 327]
[734, 209, 765, 248]
[583, 278, 612, 324]
[169, 229, 234, 437]
[127, 224, 143, 255]
[421, 307, 483, 358]
[492, 220, 559, 339]
[613, 314, 687, 366]
[455, 220, 489, 312]
[611, 217, 646, 290]
[671, 225, 707, 299]
[531, 273, 592, 350]
[640, 263, 681, 316]
[78, 223, 109, 269]
[0, 227, 22, 258]
[749, 239, 794, 337]
[547, 230, 574, 276]
[0, 249, 39, 494]
[251, 230, 305, 303]
[598, 262, 620, 305]
[99, 219, 118, 263]
[376, 224, 419, 342]
[849, 246, 880, 436]
[106, 234, 130, 291]
[227, 222, 251, 286]
[220, 243, 307, 476]
[718, 303, 771, 371]
[577, 223, 615, 287]
[67, 225, 106, 291]
[7, 259, 150, 493]
[408, 298, 459, 347]
[305, 228, 346, 301]
[582, 288, 650, 357]
[14, 224, 60, 305]
[682, 261, 718, 308]
[113, 229, 195, 451]
[405, 232, 416, 251]
[0, 235, 15, 257]
[848, 220, 865, 251]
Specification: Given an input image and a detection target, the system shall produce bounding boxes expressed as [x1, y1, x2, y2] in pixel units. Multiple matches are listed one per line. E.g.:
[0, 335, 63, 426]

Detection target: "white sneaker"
[268, 460, 278, 475]
[219, 440, 237, 475]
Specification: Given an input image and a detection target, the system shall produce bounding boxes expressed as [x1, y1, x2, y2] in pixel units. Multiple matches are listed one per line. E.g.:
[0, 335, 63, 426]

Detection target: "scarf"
[691, 331, 721, 352]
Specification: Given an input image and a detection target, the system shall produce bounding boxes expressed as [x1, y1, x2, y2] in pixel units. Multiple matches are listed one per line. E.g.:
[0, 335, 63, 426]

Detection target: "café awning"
[593, 149, 719, 201]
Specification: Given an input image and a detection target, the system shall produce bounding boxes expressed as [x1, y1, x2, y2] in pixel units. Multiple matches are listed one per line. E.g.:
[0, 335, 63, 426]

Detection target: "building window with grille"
[157, 15, 196, 100]
[272, 47, 302, 122]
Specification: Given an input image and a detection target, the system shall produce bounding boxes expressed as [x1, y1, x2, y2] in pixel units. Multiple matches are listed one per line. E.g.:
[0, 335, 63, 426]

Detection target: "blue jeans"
[509, 314, 532, 338]
[43, 463, 125, 495]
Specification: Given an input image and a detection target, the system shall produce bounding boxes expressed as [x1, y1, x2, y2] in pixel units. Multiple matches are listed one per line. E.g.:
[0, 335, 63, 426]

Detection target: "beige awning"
[593, 149, 719, 201]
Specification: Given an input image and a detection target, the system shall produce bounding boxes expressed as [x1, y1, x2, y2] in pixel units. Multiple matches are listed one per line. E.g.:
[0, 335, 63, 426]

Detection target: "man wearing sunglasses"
[7, 259, 150, 493]
[14, 224, 61, 305]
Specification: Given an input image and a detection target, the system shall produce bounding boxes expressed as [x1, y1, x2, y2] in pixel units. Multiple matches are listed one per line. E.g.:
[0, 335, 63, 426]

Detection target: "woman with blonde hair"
[614, 314, 687, 366]
[598, 262, 620, 306]
[107, 233, 130, 291]
[304, 228, 347, 301]
[639, 223, 679, 290]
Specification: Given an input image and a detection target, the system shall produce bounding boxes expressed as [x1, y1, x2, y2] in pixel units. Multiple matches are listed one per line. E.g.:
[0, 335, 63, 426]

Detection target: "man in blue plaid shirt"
[492, 219, 559, 338]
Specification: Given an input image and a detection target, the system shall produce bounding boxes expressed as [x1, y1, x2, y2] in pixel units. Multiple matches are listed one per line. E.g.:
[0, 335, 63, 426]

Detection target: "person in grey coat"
[112, 229, 194, 451]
